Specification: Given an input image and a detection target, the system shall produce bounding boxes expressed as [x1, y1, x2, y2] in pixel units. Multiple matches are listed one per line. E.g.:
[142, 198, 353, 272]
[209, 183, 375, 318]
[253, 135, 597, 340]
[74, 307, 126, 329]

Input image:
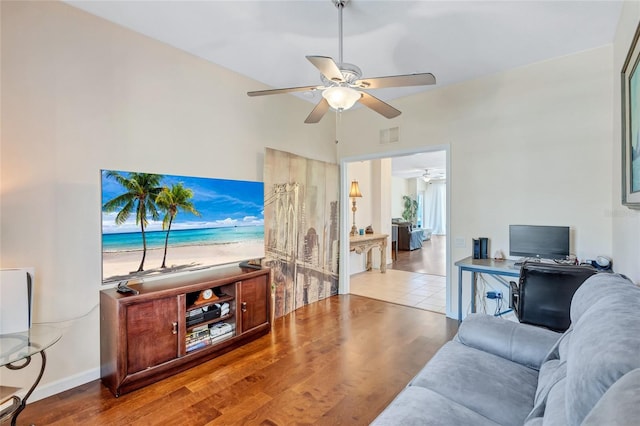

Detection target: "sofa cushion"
[371, 385, 501, 426]
[532, 378, 568, 426]
[541, 326, 573, 364]
[534, 359, 566, 406]
[525, 361, 567, 424]
[410, 341, 538, 425]
[569, 273, 633, 321]
[565, 275, 640, 425]
[581, 368, 640, 426]
[530, 328, 572, 411]
[455, 314, 560, 370]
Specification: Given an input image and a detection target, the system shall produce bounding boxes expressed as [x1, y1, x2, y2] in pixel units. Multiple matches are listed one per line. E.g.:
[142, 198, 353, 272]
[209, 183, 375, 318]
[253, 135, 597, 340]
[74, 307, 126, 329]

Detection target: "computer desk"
[455, 256, 521, 321]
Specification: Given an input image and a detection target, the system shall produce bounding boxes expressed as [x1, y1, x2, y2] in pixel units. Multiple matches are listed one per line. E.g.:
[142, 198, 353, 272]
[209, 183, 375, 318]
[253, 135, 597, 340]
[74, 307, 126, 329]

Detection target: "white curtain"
[424, 181, 446, 235]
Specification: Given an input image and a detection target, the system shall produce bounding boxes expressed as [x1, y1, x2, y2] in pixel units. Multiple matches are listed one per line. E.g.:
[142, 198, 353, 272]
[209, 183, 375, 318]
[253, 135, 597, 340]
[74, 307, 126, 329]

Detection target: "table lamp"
[349, 180, 362, 236]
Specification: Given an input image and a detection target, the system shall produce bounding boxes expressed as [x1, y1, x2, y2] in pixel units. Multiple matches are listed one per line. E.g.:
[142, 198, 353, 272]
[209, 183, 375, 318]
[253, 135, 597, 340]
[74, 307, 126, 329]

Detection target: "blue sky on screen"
[101, 170, 264, 234]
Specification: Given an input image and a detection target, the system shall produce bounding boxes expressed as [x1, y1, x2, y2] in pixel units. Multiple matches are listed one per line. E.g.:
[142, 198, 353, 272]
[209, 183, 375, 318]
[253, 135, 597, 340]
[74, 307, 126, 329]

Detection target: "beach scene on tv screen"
[101, 170, 264, 284]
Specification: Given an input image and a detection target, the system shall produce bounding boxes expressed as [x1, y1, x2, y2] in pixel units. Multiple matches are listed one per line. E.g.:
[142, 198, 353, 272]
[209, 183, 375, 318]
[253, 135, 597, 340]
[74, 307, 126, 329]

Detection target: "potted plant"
[402, 195, 418, 225]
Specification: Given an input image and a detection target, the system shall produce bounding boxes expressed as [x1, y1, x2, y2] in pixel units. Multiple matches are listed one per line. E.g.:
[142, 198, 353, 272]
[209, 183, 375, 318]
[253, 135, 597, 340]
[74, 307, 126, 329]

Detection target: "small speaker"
[480, 237, 489, 259]
[473, 239, 481, 259]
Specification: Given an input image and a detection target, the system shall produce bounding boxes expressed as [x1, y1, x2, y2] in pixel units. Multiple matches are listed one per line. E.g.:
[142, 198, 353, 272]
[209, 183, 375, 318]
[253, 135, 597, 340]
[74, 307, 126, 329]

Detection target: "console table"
[455, 256, 520, 322]
[350, 233, 388, 273]
[0, 325, 61, 426]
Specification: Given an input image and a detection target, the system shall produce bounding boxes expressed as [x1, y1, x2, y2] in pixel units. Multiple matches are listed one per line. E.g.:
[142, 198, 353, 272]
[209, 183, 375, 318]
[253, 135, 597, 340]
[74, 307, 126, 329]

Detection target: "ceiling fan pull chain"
[337, 0, 344, 65]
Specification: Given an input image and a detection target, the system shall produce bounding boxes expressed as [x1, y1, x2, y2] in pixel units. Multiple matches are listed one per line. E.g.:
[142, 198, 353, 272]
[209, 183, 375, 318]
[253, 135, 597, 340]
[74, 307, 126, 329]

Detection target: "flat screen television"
[509, 225, 570, 260]
[101, 169, 264, 284]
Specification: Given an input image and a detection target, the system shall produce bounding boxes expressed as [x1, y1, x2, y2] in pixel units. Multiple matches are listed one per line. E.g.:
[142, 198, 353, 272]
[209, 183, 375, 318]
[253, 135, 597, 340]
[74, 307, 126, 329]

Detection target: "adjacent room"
[348, 150, 448, 313]
[2, 0, 640, 424]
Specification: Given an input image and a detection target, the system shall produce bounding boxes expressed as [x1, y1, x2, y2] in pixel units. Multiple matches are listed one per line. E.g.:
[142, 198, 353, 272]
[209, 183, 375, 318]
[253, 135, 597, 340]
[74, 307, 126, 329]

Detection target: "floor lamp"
[349, 180, 362, 236]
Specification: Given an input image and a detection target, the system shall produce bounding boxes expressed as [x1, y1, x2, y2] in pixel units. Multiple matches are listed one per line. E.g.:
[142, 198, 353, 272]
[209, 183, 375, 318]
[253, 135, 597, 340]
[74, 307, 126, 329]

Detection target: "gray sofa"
[372, 273, 640, 425]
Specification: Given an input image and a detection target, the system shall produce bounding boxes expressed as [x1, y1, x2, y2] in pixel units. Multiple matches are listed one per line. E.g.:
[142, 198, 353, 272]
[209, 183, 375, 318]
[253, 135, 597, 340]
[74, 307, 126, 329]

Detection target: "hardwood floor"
[19, 295, 458, 426]
[391, 235, 446, 276]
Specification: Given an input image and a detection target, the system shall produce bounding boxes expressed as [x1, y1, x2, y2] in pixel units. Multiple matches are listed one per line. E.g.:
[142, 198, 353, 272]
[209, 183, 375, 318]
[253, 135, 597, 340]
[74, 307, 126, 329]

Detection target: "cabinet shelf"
[185, 294, 234, 312]
[100, 265, 271, 397]
[186, 313, 234, 332]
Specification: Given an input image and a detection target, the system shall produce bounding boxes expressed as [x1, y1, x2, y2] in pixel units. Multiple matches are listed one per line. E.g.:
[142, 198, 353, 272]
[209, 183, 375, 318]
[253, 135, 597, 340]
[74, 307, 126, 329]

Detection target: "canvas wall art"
[621, 22, 640, 209]
[263, 148, 340, 318]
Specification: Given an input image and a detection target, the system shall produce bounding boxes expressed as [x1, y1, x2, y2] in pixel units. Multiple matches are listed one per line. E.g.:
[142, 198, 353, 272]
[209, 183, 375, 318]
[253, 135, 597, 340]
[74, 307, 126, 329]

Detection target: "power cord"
[33, 303, 99, 326]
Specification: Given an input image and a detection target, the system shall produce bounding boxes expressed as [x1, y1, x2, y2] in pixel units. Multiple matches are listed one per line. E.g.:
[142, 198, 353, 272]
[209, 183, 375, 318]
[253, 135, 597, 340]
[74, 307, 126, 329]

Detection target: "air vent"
[380, 127, 399, 144]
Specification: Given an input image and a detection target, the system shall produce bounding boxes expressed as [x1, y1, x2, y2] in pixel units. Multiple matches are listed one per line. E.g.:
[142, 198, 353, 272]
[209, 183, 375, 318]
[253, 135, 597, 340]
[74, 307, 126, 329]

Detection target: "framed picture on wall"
[621, 21, 640, 209]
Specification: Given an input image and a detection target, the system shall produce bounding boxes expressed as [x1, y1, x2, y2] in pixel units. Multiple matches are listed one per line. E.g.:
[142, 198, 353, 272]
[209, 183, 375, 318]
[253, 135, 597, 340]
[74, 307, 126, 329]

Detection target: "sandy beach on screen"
[102, 241, 264, 282]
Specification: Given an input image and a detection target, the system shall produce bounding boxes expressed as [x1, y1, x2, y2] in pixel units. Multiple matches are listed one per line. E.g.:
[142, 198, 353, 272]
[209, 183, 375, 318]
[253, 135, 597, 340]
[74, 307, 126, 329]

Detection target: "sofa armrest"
[454, 313, 561, 370]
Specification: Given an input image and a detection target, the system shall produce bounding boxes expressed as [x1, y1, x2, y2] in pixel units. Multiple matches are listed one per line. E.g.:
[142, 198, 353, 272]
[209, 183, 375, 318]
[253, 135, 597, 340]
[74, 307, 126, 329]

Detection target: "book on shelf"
[185, 322, 236, 352]
[186, 339, 211, 352]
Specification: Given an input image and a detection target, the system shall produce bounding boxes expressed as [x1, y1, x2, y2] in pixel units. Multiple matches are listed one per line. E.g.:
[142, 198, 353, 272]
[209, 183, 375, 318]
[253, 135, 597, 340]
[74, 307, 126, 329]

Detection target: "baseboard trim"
[25, 368, 100, 403]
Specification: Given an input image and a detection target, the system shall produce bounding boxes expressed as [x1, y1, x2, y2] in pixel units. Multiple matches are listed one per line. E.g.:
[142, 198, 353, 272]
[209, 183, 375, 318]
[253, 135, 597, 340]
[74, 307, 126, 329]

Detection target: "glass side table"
[0, 325, 61, 426]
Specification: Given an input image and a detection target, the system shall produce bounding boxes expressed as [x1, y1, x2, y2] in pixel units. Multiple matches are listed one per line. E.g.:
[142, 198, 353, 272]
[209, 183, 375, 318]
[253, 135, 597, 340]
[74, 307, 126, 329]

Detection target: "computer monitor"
[509, 225, 570, 260]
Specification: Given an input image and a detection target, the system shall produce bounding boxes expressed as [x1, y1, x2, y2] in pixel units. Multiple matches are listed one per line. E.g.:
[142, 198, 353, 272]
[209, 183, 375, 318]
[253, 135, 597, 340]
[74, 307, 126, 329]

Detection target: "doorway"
[340, 147, 450, 315]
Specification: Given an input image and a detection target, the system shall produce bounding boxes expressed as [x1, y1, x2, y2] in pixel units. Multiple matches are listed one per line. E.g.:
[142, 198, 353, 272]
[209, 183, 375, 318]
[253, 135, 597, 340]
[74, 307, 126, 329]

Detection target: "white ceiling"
[391, 150, 447, 179]
[64, 0, 623, 175]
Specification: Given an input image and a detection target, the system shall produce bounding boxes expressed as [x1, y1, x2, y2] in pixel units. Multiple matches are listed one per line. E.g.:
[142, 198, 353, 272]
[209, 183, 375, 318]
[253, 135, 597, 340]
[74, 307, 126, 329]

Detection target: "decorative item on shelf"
[349, 180, 363, 236]
[365, 225, 374, 234]
[193, 288, 218, 306]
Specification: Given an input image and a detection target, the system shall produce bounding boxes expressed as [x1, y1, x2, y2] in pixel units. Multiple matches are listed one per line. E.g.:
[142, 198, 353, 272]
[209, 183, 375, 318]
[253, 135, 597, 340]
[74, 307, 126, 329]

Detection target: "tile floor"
[350, 269, 446, 314]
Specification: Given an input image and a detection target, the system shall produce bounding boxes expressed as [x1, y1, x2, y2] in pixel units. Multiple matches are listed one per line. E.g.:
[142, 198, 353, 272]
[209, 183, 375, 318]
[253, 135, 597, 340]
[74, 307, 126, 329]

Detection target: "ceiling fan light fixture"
[322, 86, 361, 111]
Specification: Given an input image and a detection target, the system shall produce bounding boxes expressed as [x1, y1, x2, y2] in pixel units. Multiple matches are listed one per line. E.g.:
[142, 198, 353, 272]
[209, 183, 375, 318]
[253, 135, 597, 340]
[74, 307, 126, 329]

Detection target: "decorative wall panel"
[264, 148, 339, 318]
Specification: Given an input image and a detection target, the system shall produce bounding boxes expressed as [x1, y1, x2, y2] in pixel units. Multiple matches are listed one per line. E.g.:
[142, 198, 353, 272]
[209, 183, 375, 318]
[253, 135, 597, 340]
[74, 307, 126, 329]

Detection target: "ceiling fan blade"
[247, 85, 320, 97]
[358, 92, 401, 119]
[306, 56, 344, 83]
[355, 73, 436, 89]
[304, 98, 330, 124]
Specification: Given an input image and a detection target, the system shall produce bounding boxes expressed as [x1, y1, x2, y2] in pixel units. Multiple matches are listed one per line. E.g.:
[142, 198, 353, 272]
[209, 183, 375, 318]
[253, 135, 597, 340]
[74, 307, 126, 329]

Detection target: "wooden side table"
[349, 233, 388, 273]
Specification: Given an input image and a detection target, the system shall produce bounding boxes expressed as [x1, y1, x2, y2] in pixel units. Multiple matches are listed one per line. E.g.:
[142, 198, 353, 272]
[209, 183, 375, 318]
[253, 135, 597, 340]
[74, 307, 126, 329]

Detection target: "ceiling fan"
[247, 0, 436, 124]
[422, 169, 446, 182]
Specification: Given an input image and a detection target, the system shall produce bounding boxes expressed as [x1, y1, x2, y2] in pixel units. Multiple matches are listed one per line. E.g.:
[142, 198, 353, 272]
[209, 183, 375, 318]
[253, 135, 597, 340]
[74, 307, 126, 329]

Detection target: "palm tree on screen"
[102, 171, 164, 272]
[156, 183, 200, 268]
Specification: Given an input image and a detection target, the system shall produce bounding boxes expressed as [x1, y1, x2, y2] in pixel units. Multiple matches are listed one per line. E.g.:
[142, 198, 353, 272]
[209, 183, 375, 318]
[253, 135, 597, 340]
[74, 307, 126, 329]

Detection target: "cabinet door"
[126, 297, 179, 374]
[239, 276, 269, 333]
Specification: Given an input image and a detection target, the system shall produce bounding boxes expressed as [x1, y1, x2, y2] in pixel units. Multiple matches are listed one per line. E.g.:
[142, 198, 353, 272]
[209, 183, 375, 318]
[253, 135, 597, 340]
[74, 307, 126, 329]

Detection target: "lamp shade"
[349, 180, 362, 198]
[322, 86, 362, 111]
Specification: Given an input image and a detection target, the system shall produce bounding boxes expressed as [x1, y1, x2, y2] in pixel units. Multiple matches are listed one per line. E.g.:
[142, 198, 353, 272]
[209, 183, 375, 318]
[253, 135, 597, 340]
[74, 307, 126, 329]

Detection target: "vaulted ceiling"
[64, 0, 624, 175]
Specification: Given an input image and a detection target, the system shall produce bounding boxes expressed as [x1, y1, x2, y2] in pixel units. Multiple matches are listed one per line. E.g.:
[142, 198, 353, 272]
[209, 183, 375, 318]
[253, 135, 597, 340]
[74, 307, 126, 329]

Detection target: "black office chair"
[509, 261, 597, 332]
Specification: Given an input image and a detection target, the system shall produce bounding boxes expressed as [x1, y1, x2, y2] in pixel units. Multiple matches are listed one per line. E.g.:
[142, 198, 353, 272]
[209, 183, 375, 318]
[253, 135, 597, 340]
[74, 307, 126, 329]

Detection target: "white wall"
[612, 1, 640, 283]
[338, 46, 615, 319]
[347, 161, 371, 273]
[391, 176, 408, 218]
[347, 159, 393, 274]
[0, 1, 335, 399]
